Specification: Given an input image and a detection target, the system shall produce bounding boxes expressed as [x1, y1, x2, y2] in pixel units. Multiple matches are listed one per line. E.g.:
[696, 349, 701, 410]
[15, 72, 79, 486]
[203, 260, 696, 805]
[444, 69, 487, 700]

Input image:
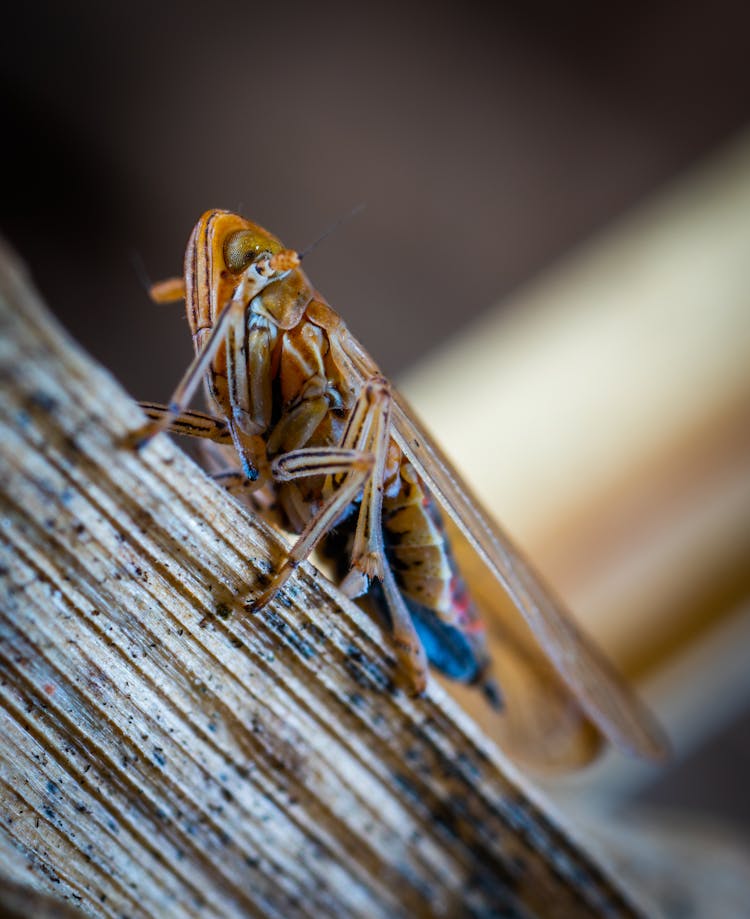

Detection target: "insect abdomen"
[383, 463, 496, 695]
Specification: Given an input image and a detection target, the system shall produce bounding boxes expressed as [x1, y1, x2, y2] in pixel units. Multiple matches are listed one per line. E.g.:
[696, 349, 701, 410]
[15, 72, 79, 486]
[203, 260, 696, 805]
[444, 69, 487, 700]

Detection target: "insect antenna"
[299, 203, 367, 260]
[129, 250, 153, 296]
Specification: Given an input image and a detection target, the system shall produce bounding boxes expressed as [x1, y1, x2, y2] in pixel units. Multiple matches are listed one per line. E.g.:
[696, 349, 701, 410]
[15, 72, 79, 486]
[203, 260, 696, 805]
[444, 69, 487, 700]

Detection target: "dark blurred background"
[3, 0, 750, 841]
[3, 0, 750, 391]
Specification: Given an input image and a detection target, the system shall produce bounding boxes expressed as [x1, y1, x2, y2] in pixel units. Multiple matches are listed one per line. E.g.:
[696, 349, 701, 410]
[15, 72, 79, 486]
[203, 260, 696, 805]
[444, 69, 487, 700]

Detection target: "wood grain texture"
[0, 242, 647, 918]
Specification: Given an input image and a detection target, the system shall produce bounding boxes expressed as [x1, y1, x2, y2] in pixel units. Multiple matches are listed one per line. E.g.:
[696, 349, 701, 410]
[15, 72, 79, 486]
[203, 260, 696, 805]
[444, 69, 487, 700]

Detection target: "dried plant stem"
[0, 242, 645, 918]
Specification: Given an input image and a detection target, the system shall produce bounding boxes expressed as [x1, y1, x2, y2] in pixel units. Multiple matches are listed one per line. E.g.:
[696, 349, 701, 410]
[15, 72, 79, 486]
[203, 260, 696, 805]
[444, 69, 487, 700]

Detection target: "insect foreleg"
[226, 312, 279, 438]
[245, 324, 276, 435]
[132, 294, 248, 448]
[139, 400, 264, 485]
[132, 261, 287, 449]
[138, 403, 233, 443]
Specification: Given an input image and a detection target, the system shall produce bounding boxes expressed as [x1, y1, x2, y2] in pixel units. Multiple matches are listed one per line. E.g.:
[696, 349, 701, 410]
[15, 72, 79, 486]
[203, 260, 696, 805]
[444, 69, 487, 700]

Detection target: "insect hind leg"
[340, 376, 428, 695]
[246, 446, 375, 611]
[262, 376, 428, 696]
[336, 375, 393, 595]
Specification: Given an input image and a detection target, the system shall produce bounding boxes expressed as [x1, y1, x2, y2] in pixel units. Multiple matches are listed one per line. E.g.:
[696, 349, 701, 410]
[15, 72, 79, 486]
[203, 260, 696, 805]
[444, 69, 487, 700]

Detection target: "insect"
[134, 209, 668, 763]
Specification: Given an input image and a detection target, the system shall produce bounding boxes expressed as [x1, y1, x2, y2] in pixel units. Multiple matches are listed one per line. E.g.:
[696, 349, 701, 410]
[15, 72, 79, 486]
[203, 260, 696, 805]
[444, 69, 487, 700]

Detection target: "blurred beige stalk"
[0, 246, 650, 917]
[401, 131, 750, 794]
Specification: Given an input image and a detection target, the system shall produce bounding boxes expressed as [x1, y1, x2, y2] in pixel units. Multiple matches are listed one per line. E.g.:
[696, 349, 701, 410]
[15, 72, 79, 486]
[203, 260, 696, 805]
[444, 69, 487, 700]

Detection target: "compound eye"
[223, 230, 268, 274]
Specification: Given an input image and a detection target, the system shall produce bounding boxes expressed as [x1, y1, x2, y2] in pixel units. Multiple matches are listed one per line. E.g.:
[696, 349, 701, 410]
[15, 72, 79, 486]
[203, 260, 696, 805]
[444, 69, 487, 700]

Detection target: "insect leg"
[273, 447, 375, 482]
[379, 560, 429, 695]
[252, 380, 386, 596]
[150, 277, 186, 303]
[246, 448, 374, 611]
[272, 379, 428, 695]
[266, 398, 330, 457]
[132, 258, 286, 450]
[139, 401, 265, 491]
[336, 377, 429, 694]
[225, 313, 279, 480]
[211, 470, 261, 496]
[337, 376, 392, 593]
[138, 402, 232, 443]
[131, 294, 248, 448]
[226, 310, 253, 434]
[246, 325, 274, 433]
[195, 438, 272, 504]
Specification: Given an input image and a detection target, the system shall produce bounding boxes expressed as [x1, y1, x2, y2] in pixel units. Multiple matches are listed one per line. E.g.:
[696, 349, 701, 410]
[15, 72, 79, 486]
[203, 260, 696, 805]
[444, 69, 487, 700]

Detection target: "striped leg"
[225, 313, 277, 481]
[337, 376, 392, 593]
[252, 378, 429, 695]
[138, 403, 262, 493]
[138, 403, 232, 443]
[131, 266, 276, 449]
[246, 446, 374, 610]
[336, 377, 428, 694]
[131, 296, 248, 448]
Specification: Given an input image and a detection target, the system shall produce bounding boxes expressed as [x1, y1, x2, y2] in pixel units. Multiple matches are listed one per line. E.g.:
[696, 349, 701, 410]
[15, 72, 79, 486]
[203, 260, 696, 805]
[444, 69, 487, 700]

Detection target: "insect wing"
[341, 334, 668, 761]
[391, 392, 668, 760]
[444, 515, 603, 770]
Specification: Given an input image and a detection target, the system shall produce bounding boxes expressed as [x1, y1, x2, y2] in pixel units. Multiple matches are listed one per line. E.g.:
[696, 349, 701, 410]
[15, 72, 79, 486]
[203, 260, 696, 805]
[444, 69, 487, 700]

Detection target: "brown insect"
[135, 209, 668, 765]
